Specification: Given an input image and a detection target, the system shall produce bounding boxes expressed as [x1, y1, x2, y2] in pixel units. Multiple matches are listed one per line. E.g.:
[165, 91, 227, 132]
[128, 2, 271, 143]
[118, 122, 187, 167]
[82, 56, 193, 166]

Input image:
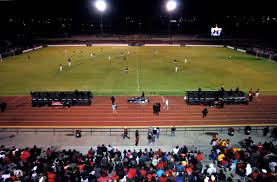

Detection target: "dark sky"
[0, 0, 276, 38]
[0, 0, 276, 17]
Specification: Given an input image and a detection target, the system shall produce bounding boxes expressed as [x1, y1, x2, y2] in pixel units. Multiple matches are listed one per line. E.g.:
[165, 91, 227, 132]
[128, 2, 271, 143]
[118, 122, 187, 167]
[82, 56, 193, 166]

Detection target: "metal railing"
[0, 126, 273, 136]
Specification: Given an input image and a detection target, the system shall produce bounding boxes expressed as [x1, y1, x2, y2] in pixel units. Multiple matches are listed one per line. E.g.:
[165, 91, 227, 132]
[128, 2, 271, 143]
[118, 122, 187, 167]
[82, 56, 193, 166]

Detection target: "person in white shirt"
[68, 58, 71, 67]
[163, 99, 169, 110]
[175, 65, 178, 72]
[172, 146, 179, 154]
[207, 163, 216, 175]
[59, 64, 63, 72]
[108, 56, 111, 64]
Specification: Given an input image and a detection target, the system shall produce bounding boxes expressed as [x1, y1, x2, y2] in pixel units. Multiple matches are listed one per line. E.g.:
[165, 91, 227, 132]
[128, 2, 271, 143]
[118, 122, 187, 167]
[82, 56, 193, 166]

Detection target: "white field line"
[161, 96, 165, 103]
[0, 90, 185, 92]
[136, 54, 140, 92]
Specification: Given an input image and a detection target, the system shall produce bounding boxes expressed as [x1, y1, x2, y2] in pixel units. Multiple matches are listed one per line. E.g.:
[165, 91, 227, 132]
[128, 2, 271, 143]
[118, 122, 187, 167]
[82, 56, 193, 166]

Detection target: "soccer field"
[0, 46, 277, 96]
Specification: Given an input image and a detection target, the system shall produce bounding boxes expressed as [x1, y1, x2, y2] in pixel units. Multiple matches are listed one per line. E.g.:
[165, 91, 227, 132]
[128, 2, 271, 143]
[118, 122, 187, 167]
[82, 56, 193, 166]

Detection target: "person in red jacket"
[159, 173, 167, 182]
[20, 149, 30, 162]
[196, 151, 203, 161]
[47, 170, 56, 182]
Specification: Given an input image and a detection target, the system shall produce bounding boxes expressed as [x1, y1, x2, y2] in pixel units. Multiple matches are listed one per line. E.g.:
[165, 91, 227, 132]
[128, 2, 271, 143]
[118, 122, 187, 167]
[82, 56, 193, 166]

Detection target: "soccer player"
[68, 58, 71, 67]
[125, 67, 128, 74]
[127, 51, 130, 55]
[174, 59, 177, 64]
[185, 59, 188, 63]
[121, 52, 124, 60]
[90, 53, 93, 60]
[175, 65, 178, 72]
[93, 53, 96, 61]
[108, 56, 111, 64]
[0, 54, 2, 61]
[27, 54, 30, 61]
[59, 64, 63, 72]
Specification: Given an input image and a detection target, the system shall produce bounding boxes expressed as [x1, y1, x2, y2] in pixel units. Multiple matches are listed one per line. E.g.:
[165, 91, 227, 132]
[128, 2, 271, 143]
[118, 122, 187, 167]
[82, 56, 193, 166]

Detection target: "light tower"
[95, 0, 107, 36]
[166, 0, 177, 42]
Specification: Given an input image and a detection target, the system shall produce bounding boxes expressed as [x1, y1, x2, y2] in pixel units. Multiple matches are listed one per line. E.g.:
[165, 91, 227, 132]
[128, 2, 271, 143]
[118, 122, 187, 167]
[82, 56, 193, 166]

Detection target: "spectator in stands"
[207, 163, 217, 175]
[135, 130, 139, 146]
[123, 127, 130, 139]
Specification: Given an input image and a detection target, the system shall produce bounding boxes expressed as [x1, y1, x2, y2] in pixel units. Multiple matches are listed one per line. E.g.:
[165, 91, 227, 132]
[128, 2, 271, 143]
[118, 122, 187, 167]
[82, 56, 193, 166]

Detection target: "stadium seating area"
[0, 135, 276, 182]
[209, 135, 277, 182]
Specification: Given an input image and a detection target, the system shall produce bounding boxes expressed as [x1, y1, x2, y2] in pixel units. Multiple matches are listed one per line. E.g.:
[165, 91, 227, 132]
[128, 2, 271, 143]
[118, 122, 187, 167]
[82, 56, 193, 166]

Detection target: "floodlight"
[166, 0, 177, 12]
[95, 0, 106, 12]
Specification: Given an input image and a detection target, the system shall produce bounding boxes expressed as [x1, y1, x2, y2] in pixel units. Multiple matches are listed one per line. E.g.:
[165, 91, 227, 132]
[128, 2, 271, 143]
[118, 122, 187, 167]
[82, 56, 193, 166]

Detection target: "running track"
[0, 96, 277, 128]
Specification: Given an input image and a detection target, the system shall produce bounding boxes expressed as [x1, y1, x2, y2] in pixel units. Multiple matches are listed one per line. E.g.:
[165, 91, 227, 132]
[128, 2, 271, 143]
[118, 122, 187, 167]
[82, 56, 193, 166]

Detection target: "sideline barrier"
[23, 46, 44, 53]
[0, 126, 274, 136]
[186, 44, 223, 47]
[227, 45, 235, 49]
[237, 48, 246, 53]
[128, 43, 144, 46]
[47, 44, 87, 47]
[33, 46, 43, 50]
[89, 43, 128, 46]
[22, 48, 33, 53]
[144, 44, 180, 46]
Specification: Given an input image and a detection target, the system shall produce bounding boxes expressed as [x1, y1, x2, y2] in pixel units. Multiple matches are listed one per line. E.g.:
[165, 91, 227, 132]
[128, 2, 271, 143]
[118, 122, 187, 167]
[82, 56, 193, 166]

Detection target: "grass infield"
[0, 46, 276, 96]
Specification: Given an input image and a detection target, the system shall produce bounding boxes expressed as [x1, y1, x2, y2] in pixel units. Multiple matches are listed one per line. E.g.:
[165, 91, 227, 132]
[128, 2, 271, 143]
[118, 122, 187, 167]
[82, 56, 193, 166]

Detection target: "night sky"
[0, 0, 277, 38]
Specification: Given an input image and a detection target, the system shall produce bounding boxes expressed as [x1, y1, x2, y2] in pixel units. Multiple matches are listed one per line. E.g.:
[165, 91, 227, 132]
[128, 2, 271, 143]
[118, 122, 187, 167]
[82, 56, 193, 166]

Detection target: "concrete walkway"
[0, 129, 275, 151]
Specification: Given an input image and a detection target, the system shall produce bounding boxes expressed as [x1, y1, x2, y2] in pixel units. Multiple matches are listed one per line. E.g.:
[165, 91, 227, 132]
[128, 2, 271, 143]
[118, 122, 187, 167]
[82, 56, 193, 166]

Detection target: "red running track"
[0, 96, 277, 128]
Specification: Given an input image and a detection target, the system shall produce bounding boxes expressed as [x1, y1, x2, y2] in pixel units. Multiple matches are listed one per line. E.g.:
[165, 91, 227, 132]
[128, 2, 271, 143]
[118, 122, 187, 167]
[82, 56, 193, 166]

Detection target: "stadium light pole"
[166, 0, 177, 43]
[95, 0, 107, 36]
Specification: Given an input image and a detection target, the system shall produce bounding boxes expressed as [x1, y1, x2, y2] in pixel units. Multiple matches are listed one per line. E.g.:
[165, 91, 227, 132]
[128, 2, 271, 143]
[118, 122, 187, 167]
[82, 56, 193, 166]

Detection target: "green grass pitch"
[0, 46, 276, 96]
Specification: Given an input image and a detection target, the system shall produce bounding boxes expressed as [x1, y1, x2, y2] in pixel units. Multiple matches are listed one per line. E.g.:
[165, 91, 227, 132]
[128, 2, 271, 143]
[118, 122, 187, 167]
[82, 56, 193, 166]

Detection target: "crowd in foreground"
[210, 134, 277, 182]
[0, 133, 276, 182]
[0, 142, 215, 182]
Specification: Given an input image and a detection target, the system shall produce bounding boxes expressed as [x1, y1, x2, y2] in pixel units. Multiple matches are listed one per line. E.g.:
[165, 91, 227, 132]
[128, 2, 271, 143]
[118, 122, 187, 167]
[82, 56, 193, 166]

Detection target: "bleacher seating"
[186, 91, 248, 105]
[31, 90, 92, 107]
